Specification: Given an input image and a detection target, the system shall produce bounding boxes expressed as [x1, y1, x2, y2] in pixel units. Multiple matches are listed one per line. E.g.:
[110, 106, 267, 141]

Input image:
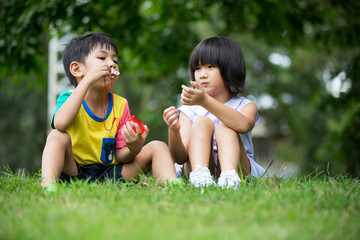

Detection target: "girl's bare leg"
[186, 116, 216, 187]
[121, 141, 177, 184]
[215, 122, 250, 176]
[188, 116, 214, 170]
[41, 130, 78, 187]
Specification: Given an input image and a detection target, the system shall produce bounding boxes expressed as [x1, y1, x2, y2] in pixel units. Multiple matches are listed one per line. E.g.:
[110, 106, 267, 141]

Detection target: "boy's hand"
[163, 106, 180, 131]
[83, 62, 111, 86]
[181, 81, 206, 106]
[121, 121, 149, 156]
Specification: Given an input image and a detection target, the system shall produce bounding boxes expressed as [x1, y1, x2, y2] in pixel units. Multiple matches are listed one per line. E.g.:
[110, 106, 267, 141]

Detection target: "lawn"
[0, 169, 359, 240]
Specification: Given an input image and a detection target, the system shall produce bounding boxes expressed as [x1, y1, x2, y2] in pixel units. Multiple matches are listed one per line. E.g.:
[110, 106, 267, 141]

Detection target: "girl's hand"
[181, 81, 206, 106]
[163, 106, 180, 131]
[121, 122, 149, 156]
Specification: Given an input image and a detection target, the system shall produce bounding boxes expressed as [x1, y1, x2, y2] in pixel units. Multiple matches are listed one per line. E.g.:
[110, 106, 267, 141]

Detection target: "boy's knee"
[147, 140, 168, 150]
[47, 129, 71, 145]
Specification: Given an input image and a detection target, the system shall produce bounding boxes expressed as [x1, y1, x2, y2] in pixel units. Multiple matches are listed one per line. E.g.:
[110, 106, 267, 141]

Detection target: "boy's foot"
[167, 178, 186, 187]
[217, 170, 241, 189]
[189, 166, 216, 188]
[44, 183, 59, 194]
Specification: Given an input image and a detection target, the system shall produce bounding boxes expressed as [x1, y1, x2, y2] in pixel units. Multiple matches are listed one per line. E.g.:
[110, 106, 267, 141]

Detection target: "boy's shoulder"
[60, 90, 127, 102]
[111, 93, 127, 104]
[58, 89, 74, 99]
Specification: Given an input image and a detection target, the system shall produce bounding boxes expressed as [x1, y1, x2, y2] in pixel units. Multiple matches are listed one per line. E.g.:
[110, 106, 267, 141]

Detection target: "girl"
[163, 36, 265, 188]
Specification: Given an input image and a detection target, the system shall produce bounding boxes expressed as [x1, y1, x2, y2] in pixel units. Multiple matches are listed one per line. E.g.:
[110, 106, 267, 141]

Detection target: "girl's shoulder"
[225, 95, 254, 110]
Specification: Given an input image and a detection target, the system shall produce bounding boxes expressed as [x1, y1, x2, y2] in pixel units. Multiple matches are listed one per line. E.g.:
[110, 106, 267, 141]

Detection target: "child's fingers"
[181, 92, 192, 105]
[170, 118, 179, 128]
[182, 85, 200, 97]
[189, 81, 200, 89]
[121, 125, 130, 141]
[143, 125, 149, 136]
[123, 122, 138, 138]
[163, 106, 176, 116]
[134, 123, 146, 136]
[181, 85, 192, 92]
[163, 107, 178, 122]
[181, 88, 193, 99]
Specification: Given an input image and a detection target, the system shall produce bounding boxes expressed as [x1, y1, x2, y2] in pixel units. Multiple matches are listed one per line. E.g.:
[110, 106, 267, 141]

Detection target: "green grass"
[0, 169, 359, 240]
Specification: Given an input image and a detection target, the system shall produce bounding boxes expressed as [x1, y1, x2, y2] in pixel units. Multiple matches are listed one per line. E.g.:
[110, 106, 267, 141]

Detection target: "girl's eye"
[208, 64, 216, 68]
[98, 57, 106, 60]
[195, 66, 200, 70]
[113, 60, 118, 64]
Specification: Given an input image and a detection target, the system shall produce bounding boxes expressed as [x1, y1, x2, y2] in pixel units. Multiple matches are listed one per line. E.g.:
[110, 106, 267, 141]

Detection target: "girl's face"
[194, 64, 231, 101]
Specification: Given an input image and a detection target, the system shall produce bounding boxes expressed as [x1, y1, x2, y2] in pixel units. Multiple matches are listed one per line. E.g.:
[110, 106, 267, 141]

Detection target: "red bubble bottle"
[127, 115, 145, 134]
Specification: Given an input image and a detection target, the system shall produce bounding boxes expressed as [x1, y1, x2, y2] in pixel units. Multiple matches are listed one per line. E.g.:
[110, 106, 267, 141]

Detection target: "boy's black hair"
[62, 32, 118, 87]
[189, 36, 246, 95]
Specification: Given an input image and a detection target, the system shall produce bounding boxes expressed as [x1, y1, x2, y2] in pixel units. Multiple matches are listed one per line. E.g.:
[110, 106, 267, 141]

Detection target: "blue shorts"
[60, 161, 124, 183]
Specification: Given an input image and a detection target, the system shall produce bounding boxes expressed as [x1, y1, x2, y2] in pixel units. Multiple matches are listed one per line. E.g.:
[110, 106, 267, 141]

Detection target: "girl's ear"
[69, 61, 84, 78]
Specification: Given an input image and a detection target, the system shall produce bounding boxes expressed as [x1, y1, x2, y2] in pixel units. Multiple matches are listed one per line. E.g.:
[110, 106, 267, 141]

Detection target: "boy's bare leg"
[121, 141, 177, 184]
[41, 130, 78, 187]
[215, 123, 250, 176]
[187, 116, 214, 170]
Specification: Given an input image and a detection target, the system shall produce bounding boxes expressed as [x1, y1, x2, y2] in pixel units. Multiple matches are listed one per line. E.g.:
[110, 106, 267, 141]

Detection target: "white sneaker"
[189, 166, 216, 188]
[218, 170, 241, 189]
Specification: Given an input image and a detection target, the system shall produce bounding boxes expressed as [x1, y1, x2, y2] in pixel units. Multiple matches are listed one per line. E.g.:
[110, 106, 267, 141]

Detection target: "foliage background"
[0, 0, 359, 176]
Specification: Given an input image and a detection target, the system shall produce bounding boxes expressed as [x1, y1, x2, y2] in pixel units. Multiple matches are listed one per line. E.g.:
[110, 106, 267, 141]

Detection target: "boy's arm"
[53, 79, 92, 131]
[114, 122, 148, 164]
[163, 107, 190, 164]
[53, 62, 111, 131]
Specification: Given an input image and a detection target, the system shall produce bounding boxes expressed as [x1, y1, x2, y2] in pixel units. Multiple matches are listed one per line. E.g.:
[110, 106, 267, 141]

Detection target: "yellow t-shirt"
[51, 91, 129, 166]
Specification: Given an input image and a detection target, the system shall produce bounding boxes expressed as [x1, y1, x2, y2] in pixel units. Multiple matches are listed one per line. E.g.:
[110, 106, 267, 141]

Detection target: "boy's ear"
[69, 61, 84, 78]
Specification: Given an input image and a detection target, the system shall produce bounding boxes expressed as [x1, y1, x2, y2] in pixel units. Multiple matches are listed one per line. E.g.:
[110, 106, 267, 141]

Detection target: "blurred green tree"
[0, 0, 359, 176]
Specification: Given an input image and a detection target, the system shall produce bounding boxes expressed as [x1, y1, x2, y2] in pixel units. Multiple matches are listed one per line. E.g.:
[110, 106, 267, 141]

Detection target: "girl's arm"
[163, 107, 191, 164]
[202, 95, 257, 134]
[181, 82, 257, 134]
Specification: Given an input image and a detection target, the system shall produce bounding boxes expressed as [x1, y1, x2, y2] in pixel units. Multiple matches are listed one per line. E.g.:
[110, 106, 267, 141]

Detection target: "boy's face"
[78, 44, 119, 90]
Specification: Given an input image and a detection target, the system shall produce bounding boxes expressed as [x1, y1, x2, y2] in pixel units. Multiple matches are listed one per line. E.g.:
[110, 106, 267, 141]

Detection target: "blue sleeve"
[51, 91, 72, 129]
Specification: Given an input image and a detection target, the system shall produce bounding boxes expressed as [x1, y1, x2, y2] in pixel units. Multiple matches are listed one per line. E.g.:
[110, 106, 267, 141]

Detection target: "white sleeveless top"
[179, 95, 265, 177]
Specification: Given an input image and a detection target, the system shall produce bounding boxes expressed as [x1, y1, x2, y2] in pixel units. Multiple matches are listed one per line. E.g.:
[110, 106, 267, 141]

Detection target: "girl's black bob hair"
[189, 36, 246, 95]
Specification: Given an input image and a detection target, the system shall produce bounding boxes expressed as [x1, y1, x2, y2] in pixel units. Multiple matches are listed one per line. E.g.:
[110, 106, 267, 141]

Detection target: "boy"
[42, 32, 179, 190]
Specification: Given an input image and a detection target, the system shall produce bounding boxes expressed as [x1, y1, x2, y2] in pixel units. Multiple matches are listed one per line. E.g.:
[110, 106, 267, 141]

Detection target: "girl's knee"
[215, 122, 236, 136]
[193, 116, 214, 130]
